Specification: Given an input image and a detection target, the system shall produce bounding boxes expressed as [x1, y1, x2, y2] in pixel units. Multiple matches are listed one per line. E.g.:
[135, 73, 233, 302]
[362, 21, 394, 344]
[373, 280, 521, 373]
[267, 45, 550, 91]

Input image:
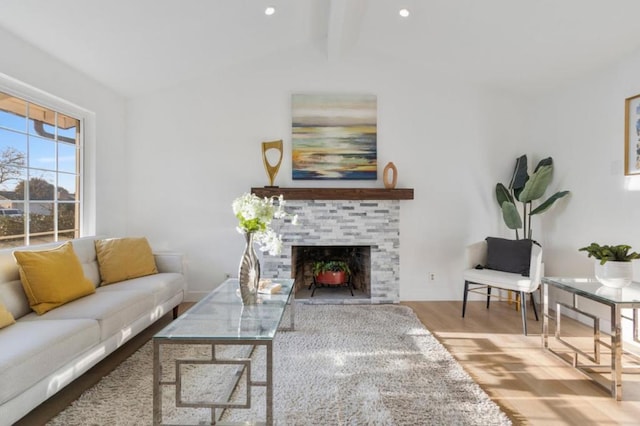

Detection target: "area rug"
[47, 304, 511, 425]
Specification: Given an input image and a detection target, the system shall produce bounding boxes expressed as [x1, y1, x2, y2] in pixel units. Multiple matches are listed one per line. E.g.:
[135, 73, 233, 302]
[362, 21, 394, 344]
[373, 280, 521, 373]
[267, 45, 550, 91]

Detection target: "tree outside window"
[0, 91, 81, 247]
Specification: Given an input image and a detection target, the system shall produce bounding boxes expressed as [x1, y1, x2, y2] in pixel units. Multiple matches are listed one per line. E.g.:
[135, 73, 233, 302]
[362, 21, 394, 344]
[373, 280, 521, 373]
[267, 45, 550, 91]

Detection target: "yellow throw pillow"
[14, 242, 95, 315]
[95, 237, 158, 285]
[0, 301, 15, 329]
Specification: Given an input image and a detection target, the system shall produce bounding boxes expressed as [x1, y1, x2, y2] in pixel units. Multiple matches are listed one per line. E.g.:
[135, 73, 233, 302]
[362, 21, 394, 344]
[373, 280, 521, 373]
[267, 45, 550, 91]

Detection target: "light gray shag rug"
[48, 304, 511, 425]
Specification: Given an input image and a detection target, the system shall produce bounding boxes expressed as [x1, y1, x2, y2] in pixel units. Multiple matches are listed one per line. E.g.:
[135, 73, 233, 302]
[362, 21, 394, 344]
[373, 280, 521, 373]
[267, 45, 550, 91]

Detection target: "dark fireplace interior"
[291, 245, 371, 296]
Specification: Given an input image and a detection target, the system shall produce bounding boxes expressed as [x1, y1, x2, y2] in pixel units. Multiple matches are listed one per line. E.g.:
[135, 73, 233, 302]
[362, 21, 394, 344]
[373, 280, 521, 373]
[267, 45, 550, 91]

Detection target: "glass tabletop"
[154, 278, 295, 341]
[542, 277, 640, 305]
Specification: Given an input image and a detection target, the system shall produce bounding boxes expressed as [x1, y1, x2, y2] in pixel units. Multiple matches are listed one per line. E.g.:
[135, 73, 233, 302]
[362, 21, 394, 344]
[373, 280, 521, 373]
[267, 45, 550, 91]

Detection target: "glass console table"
[152, 278, 295, 425]
[542, 277, 640, 400]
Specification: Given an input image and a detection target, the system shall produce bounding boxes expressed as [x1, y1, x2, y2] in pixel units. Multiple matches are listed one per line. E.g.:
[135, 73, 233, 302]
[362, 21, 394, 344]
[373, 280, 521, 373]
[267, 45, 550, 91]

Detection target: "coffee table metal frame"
[542, 277, 640, 401]
[152, 278, 295, 425]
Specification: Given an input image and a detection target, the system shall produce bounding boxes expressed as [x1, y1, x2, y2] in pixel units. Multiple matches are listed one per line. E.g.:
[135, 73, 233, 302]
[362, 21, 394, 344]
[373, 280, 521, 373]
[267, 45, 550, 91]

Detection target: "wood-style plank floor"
[405, 300, 640, 426]
[15, 301, 640, 425]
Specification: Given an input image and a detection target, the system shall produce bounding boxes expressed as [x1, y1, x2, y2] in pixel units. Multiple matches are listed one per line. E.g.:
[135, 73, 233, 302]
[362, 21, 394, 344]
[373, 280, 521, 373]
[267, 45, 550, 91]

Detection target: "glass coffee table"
[542, 277, 640, 401]
[152, 278, 295, 425]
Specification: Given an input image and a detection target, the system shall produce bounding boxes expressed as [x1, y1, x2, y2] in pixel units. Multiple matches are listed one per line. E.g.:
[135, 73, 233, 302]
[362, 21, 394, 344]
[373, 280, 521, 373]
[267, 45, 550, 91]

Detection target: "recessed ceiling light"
[399, 8, 410, 18]
[265, 6, 276, 16]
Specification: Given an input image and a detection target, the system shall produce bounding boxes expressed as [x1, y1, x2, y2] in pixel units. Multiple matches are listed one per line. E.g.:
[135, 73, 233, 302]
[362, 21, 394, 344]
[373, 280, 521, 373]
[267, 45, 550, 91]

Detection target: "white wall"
[524, 47, 640, 331]
[3, 15, 639, 306]
[0, 27, 128, 237]
[530, 47, 640, 279]
[126, 47, 528, 300]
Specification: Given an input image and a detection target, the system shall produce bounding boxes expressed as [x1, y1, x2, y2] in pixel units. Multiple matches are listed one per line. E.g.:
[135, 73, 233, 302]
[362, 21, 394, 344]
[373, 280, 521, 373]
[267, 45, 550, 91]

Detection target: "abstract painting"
[625, 93, 640, 175]
[292, 93, 377, 180]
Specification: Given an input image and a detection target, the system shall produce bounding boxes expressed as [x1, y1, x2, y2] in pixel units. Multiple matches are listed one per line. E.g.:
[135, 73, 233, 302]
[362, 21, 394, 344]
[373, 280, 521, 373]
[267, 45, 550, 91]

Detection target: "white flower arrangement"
[232, 193, 298, 255]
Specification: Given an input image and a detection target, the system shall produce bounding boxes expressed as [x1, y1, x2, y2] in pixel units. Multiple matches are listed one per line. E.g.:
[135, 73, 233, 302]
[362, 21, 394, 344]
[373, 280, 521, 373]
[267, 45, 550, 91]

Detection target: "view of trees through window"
[0, 91, 81, 247]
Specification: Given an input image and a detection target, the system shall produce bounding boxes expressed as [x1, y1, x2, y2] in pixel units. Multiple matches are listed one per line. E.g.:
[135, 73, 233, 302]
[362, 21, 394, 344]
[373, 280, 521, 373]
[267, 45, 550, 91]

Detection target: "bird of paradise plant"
[495, 155, 570, 240]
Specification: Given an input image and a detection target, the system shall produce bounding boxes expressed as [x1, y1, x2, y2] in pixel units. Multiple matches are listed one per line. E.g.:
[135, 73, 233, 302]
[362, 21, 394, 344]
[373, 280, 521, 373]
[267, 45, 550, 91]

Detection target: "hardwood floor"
[404, 300, 640, 426]
[15, 301, 640, 425]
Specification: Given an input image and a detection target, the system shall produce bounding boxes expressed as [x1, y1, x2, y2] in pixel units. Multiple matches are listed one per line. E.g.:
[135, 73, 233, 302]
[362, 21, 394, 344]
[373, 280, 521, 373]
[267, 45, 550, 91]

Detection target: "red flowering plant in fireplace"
[312, 260, 351, 285]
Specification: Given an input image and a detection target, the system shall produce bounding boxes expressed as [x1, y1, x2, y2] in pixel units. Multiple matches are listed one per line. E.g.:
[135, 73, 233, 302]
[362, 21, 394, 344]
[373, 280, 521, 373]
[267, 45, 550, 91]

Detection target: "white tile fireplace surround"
[261, 199, 401, 303]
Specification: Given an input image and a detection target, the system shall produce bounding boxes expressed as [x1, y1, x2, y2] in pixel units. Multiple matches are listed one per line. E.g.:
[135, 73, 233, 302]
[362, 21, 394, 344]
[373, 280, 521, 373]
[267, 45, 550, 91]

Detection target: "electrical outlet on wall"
[428, 272, 436, 281]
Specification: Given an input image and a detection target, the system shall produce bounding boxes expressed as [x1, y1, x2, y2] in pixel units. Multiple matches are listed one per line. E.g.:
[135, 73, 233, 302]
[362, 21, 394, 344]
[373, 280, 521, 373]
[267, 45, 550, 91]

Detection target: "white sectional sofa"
[0, 236, 186, 425]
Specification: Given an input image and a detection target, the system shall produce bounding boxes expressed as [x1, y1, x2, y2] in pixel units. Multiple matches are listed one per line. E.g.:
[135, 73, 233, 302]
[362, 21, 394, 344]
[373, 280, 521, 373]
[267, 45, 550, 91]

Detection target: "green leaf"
[495, 183, 514, 207]
[501, 201, 522, 229]
[578, 242, 640, 263]
[518, 165, 553, 203]
[534, 157, 553, 173]
[508, 155, 528, 191]
[530, 190, 570, 215]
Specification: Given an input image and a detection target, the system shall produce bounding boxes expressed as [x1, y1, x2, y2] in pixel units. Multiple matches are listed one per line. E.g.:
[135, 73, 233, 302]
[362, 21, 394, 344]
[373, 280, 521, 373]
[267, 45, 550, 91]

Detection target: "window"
[0, 90, 82, 247]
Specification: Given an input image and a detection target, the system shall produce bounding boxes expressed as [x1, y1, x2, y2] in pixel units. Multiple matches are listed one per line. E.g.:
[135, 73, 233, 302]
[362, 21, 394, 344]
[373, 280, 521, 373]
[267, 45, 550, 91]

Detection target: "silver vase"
[238, 232, 260, 304]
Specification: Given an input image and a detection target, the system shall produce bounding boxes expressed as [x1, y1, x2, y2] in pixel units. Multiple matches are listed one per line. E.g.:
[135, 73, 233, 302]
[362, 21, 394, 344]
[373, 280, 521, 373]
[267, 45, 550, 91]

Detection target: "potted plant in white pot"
[579, 243, 640, 288]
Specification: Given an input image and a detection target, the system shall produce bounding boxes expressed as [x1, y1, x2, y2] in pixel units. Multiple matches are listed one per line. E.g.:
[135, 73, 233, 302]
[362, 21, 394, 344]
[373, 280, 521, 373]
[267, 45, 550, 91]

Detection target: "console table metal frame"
[542, 277, 640, 401]
[152, 278, 295, 425]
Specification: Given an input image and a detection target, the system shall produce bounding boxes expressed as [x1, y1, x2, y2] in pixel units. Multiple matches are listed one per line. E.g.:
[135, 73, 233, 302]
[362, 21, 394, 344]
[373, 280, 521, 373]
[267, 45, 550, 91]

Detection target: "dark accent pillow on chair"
[485, 237, 532, 276]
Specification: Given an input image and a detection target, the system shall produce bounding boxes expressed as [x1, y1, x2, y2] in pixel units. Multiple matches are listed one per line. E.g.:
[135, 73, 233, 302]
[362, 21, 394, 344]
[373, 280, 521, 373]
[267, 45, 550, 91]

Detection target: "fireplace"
[291, 245, 371, 298]
[261, 199, 400, 303]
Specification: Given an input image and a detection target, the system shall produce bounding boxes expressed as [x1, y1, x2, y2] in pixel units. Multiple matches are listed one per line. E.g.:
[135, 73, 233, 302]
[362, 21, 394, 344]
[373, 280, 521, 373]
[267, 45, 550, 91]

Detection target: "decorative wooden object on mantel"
[250, 187, 414, 200]
[261, 139, 283, 187]
[382, 162, 398, 189]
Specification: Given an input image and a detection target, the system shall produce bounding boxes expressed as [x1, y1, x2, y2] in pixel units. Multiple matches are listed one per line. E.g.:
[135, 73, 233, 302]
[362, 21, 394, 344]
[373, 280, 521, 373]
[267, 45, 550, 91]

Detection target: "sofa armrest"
[466, 241, 488, 269]
[153, 252, 184, 274]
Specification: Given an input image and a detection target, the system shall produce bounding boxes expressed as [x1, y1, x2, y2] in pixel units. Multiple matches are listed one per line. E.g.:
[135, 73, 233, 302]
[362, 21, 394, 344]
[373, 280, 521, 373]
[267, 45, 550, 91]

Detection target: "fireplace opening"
[291, 245, 371, 299]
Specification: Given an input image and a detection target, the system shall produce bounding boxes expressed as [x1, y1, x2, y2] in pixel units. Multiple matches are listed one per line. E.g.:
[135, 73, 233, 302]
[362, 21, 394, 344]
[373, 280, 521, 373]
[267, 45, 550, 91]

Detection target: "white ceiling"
[1, 0, 639, 98]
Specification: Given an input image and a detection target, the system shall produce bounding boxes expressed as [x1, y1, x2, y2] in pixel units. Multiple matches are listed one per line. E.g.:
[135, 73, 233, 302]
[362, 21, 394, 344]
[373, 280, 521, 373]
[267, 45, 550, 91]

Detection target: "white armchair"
[462, 240, 543, 335]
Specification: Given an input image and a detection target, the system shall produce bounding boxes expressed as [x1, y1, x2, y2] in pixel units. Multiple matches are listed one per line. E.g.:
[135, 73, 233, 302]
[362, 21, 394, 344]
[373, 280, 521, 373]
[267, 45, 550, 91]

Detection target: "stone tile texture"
[262, 200, 400, 303]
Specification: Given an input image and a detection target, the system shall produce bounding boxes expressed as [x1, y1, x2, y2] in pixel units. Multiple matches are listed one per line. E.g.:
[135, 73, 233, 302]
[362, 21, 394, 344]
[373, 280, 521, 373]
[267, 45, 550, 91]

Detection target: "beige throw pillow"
[95, 237, 158, 285]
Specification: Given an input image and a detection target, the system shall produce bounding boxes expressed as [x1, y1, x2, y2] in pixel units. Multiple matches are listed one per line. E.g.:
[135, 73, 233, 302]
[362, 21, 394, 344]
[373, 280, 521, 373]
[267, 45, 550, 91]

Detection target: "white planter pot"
[595, 261, 633, 288]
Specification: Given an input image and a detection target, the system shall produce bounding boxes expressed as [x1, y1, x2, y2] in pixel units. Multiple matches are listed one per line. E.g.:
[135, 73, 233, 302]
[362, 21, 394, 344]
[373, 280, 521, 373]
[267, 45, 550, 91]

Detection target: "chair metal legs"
[462, 281, 469, 317]
[520, 290, 528, 335]
[462, 281, 538, 335]
[462, 282, 494, 317]
[518, 291, 542, 335]
[530, 293, 539, 321]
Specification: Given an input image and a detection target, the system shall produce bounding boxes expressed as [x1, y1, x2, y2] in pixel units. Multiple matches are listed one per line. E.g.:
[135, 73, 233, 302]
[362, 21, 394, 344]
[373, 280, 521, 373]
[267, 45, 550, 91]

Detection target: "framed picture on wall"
[625, 93, 640, 175]
[291, 93, 377, 180]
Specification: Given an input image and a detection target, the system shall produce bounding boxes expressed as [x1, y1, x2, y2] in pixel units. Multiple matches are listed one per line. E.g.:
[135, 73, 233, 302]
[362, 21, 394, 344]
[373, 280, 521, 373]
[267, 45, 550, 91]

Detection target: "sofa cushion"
[0, 318, 100, 404]
[0, 279, 31, 320]
[0, 300, 14, 329]
[464, 268, 535, 291]
[13, 242, 96, 314]
[71, 236, 102, 287]
[95, 237, 158, 285]
[485, 237, 532, 276]
[97, 272, 185, 307]
[21, 289, 154, 341]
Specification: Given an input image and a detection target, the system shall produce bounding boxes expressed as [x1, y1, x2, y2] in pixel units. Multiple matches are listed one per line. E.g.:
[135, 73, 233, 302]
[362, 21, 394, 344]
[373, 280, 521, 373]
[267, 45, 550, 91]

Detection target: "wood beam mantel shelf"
[251, 187, 414, 200]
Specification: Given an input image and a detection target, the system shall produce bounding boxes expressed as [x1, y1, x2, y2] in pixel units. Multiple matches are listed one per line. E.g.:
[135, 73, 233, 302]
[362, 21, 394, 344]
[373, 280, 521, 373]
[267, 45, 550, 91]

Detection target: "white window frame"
[0, 72, 96, 240]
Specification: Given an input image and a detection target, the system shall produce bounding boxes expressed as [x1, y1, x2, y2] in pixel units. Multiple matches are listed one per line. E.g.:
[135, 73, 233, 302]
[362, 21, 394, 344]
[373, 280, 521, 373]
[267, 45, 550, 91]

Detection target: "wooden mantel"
[251, 187, 414, 200]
